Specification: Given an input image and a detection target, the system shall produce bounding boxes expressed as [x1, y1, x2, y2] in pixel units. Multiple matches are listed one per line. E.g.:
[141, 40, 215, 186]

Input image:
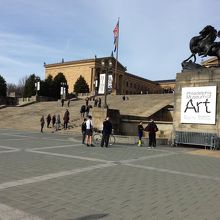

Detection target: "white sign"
[181, 86, 216, 124]
[98, 74, 105, 94]
[108, 75, 113, 91]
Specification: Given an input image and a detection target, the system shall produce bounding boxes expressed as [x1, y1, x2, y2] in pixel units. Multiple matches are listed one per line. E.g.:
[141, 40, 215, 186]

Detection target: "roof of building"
[154, 79, 176, 83]
[44, 56, 126, 71]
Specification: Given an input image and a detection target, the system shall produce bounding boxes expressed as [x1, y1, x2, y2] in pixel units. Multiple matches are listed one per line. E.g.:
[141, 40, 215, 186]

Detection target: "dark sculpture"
[182, 25, 220, 70]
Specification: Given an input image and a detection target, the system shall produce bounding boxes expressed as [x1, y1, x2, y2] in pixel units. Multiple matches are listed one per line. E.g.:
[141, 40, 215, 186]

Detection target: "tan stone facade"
[45, 56, 164, 95]
[201, 57, 220, 67]
[155, 79, 176, 93]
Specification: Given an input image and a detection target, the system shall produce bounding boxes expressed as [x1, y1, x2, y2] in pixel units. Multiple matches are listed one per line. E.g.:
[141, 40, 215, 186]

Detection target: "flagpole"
[114, 18, 119, 94]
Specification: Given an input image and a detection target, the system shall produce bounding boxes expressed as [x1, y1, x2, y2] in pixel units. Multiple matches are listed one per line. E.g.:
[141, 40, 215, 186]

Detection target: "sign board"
[108, 74, 113, 92]
[181, 86, 216, 124]
[98, 74, 105, 94]
[98, 74, 113, 94]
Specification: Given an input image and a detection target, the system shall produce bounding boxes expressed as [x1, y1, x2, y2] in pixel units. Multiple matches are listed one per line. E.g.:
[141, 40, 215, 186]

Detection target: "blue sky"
[0, 0, 220, 84]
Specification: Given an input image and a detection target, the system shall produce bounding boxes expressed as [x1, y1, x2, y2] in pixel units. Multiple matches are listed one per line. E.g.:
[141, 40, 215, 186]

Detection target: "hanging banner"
[98, 74, 105, 94]
[108, 74, 113, 92]
[181, 86, 216, 124]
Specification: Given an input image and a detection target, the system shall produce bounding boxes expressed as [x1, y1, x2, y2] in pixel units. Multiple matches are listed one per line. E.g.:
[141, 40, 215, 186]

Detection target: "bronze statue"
[182, 25, 220, 69]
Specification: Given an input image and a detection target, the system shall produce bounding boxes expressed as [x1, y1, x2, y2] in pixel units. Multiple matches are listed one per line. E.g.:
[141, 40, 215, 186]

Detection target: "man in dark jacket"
[101, 117, 112, 148]
[145, 119, 158, 148]
[81, 118, 87, 144]
[63, 109, 70, 130]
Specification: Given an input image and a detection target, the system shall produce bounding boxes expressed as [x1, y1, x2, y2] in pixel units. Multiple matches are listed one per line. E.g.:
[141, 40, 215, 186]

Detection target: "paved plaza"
[0, 129, 220, 220]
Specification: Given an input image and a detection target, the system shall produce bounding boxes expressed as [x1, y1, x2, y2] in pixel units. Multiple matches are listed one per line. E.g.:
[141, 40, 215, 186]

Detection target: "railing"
[174, 131, 218, 150]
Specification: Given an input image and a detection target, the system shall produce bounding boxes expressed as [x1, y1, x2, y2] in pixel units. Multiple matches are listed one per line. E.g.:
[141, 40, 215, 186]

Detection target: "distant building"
[155, 79, 176, 93]
[45, 56, 167, 95]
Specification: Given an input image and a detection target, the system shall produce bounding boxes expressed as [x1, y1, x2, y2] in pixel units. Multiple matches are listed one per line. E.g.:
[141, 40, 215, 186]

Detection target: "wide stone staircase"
[0, 94, 174, 134]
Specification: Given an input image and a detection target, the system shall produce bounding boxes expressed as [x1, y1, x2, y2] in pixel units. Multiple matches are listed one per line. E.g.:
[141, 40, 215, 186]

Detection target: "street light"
[60, 82, 67, 99]
[35, 77, 40, 99]
[101, 58, 113, 108]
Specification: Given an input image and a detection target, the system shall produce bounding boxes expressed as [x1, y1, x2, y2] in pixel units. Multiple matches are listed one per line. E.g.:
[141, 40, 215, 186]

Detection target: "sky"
[0, 0, 220, 84]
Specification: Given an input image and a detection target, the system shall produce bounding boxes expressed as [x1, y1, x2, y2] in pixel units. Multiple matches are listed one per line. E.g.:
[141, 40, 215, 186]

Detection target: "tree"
[0, 75, 7, 97]
[18, 75, 28, 97]
[74, 75, 89, 94]
[7, 83, 24, 97]
[53, 72, 68, 99]
[39, 75, 54, 97]
[23, 74, 38, 97]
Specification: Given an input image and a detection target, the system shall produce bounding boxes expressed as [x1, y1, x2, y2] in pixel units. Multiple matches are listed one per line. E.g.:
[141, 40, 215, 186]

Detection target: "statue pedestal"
[173, 67, 220, 137]
[92, 107, 121, 134]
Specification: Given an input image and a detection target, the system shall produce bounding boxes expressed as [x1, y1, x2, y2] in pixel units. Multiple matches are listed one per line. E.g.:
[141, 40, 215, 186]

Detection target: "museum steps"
[0, 94, 174, 133]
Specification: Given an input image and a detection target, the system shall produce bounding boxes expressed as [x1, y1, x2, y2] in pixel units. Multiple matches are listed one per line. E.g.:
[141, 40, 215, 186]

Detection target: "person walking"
[80, 105, 86, 118]
[137, 121, 144, 146]
[40, 115, 45, 133]
[63, 109, 70, 130]
[52, 114, 56, 127]
[67, 99, 70, 107]
[101, 117, 112, 148]
[98, 98, 101, 108]
[81, 118, 87, 144]
[55, 114, 61, 131]
[61, 98, 65, 107]
[46, 114, 51, 128]
[85, 115, 93, 147]
[145, 119, 158, 148]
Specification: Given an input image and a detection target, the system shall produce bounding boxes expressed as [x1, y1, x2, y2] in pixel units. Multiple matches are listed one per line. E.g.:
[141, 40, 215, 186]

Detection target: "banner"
[98, 74, 105, 94]
[98, 74, 113, 94]
[181, 86, 216, 124]
[108, 75, 113, 91]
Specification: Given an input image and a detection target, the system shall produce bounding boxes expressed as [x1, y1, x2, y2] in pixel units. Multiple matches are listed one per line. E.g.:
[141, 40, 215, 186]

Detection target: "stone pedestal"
[92, 107, 121, 134]
[173, 67, 220, 136]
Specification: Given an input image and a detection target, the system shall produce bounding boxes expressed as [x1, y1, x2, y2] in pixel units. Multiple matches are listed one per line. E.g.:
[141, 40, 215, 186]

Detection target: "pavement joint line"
[27, 143, 81, 151]
[42, 137, 81, 142]
[124, 163, 220, 182]
[0, 145, 20, 154]
[26, 148, 114, 163]
[120, 152, 176, 163]
[0, 163, 116, 191]
[0, 203, 43, 220]
[0, 138, 30, 141]
[0, 133, 32, 138]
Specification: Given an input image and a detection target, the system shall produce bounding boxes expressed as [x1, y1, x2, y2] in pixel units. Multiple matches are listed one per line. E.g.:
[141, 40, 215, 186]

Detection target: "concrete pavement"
[0, 129, 220, 219]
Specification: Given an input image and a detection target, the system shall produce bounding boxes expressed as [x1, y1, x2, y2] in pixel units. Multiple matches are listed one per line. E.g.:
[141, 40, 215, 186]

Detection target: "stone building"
[45, 56, 165, 95]
[155, 79, 176, 93]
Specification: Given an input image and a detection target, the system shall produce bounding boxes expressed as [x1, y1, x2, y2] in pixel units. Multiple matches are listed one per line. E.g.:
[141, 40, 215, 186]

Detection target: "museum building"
[45, 56, 175, 95]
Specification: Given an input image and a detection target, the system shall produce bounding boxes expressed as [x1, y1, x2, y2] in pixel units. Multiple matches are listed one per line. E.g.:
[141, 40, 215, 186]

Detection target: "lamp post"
[60, 82, 67, 99]
[35, 77, 40, 100]
[101, 58, 113, 108]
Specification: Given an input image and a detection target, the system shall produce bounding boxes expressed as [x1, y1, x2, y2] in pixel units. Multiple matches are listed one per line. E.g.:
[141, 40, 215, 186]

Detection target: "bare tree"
[18, 75, 29, 97]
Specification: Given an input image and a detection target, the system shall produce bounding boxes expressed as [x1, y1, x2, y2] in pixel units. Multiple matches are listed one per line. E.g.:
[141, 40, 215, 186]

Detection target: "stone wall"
[173, 67, 220, 136]
[92, 108, 121, 134]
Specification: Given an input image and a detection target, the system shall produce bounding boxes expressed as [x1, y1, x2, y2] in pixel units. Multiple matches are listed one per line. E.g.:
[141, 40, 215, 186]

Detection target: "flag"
[113, 20, 119, 52]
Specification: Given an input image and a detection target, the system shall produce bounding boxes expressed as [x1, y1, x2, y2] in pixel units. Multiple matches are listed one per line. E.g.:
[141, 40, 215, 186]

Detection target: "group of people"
[40, 109, 70, 133]
[41, 106, 157, 149]
[80, 97, 102, 118]
[81, 116, 113, 148]
[137, 119, 158, 148]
